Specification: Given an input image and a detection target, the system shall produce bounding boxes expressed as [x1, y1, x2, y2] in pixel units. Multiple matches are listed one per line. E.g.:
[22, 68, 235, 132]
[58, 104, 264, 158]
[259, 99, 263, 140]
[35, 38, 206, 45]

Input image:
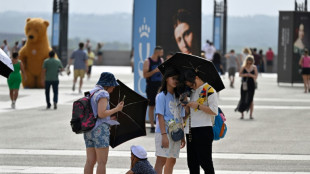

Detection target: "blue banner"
[52, 13, 60, 47]
[214, 16, 222, 51]
[133, 0, 157, 97]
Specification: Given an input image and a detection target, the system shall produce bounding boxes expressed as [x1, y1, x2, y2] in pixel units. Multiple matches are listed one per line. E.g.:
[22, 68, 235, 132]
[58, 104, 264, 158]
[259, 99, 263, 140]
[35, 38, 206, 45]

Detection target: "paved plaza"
[0, 66, 310, 174]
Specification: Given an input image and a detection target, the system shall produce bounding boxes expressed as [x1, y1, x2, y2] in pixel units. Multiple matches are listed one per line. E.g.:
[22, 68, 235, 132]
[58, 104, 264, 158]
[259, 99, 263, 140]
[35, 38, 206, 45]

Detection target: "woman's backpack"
[213, 108, 227, 140]
[70, 90, 100, 134]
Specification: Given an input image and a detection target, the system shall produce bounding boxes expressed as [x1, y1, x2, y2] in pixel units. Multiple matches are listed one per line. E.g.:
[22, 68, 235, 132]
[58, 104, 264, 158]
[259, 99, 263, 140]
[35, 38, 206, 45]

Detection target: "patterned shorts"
[84, 123, 110, 148]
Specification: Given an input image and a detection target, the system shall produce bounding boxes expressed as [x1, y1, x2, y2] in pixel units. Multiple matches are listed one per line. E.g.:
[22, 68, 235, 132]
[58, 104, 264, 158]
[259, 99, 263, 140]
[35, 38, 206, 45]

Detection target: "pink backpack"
[70, 90, 100, 134]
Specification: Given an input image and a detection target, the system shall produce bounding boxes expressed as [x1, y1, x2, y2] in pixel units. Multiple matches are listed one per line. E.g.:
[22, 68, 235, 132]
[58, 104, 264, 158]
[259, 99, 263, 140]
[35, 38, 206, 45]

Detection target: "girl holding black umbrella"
[83, 72, 124, 174]
[181, 69, 218, 174]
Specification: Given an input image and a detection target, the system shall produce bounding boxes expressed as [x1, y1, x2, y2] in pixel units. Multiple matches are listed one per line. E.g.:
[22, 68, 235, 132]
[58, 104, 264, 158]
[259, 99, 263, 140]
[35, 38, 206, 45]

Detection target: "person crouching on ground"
[83, 72, 124, 174]
[126, 145, 156, 174]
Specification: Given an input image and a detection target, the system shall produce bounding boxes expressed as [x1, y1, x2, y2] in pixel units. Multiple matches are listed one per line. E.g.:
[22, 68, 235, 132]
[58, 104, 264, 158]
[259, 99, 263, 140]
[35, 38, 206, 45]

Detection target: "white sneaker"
[11, 102, 15, 109]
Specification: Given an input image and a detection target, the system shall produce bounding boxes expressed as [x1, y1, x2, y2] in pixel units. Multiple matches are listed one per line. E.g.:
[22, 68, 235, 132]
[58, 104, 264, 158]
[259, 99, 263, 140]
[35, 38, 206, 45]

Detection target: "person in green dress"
[7, 52, 27, 109]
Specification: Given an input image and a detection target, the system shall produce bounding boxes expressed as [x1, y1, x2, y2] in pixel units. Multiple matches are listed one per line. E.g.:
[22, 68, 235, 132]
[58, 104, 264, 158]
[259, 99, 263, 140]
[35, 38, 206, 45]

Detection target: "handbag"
[168, 96, 184, 142]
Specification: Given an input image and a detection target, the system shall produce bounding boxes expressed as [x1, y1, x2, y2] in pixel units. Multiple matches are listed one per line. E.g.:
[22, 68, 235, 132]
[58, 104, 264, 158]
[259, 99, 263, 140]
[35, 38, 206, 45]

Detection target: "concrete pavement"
[0, 66, 310, 173]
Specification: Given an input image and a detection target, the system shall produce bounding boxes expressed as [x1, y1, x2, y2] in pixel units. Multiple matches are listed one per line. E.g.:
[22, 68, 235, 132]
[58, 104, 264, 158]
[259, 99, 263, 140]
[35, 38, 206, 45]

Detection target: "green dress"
[7, 60, 22, 89]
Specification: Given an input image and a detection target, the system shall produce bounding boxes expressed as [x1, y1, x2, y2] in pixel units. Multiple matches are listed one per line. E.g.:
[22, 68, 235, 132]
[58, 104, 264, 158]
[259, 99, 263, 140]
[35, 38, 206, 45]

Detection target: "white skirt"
[155, 133, 181, 158]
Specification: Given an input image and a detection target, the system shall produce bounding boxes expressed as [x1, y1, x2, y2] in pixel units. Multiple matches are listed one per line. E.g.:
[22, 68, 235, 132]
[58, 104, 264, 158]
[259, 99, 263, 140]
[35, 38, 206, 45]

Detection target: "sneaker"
[79, 89, 82, 94]
[54, 103, 57, 110]
[11, 102, 15, 109]
[150, 127, 155, 133]
[47, 103, 51, 109]
[72, 85, 75, 92]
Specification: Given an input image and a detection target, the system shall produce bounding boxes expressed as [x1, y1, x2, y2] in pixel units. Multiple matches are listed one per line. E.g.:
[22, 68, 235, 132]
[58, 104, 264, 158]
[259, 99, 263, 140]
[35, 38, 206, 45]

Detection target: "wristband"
[161, 132, 167, 135]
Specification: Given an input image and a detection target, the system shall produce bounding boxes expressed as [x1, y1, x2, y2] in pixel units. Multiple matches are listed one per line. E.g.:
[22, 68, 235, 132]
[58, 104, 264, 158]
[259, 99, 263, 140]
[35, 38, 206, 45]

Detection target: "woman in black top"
[235, 55, 258, 119]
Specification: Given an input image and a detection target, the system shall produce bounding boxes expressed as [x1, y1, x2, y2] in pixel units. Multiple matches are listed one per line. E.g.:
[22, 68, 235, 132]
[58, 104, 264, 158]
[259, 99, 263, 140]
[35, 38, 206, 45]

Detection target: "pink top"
[302, 56, 310, 68]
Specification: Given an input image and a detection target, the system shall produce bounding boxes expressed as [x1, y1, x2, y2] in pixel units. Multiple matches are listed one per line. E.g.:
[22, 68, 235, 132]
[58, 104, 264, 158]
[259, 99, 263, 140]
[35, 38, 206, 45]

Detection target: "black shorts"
[87, 65, 92, 74]
[146, 82, 161, 106]
[302, 68, 310, 75]
[267, 60, 273, 66]
[228, 67, 236, 77]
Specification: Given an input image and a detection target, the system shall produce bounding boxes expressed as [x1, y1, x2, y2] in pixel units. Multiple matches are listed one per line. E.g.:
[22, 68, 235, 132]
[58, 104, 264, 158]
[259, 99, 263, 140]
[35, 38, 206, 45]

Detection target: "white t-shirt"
[203, 44, 216, 61]
[184, 83, 218, 134]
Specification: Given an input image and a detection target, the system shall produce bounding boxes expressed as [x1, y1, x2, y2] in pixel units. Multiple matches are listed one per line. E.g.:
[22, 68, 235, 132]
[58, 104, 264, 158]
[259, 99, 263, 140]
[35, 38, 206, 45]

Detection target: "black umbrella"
[158, 52, 225, 92]
[109, 79, 148, 148]
[0, 48, 14, 78]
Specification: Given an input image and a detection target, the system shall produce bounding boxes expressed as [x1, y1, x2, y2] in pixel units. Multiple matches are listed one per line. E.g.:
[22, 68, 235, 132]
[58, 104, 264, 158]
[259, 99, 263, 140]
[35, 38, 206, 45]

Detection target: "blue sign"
[52, 13, 60, 47]
[214, 16, 222, 50]
[133, 0, 157, 97]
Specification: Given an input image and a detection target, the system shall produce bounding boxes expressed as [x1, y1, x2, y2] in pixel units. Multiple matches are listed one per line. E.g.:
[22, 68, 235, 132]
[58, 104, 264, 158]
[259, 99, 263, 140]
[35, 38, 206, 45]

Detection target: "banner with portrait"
[292, 12, 310, 83]
[156, 0, 201, 57]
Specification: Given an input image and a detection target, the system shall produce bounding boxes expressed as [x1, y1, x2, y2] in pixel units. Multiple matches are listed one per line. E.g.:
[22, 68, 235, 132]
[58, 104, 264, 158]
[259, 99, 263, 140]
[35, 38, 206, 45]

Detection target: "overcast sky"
[0, 0, 306, 16]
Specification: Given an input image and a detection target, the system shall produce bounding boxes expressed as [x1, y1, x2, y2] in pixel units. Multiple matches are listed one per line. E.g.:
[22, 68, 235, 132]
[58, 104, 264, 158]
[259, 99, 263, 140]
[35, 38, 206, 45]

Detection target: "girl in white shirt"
[181, 69, 218, 174]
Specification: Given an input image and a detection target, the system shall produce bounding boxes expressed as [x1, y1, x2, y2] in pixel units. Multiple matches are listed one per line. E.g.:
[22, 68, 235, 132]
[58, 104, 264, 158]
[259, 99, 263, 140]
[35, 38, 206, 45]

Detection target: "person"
[42, 50, 64, 109]
[235, 55, 258, 119]
[1, 40, 10, 56]
[294, 24, 305, 54]
[266, 47, 274, 72]
[258, 49, 265, 73]
[11, 41, 20, 54]
[299, 49, 310, 93]
[203, 40, 216, 61]
[166, 52, 174, 60]
[143, 46, 164, 133]
[180, 69, 218, 174]
[130, 48, 134, 72]
[212, 51, 223, 75]
[225, 50, 240, 88]
[68, 42, 88, 93]
[87, 47, 95, 80]
[96, 42, 103, 64]
[173, 9, 199, 55]
[154, 68, 185, 174]
[85, 39, 92, 50]
[83, 72, 124, 174]
[126, 145, 156, 174]
[7, 52, 27, 109]
[252, 48, 261, 73]
[240, 48, 252, 64]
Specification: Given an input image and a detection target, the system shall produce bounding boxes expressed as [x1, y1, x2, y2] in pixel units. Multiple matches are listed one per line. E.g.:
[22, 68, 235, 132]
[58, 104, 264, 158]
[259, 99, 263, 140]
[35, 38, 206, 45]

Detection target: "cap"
[131, 145, 147, 159]
[96, 72, 119, 87]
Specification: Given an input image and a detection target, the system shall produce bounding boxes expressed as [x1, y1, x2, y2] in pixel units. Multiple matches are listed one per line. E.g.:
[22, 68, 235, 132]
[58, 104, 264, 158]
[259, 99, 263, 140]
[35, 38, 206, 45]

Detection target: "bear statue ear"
[44, 21, 49, 27]
[26, 18, 31, 22]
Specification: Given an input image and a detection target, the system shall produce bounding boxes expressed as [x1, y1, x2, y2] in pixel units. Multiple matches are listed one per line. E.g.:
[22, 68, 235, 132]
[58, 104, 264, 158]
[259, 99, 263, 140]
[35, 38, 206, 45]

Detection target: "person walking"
[83, 72, 124, 174]
[266, 47, 274, 72]
[259, 49, 265, 73]
[154, 68, 185, 174]
[1, 40, 10, 56]
[68, 42, 88, 93]
[225, 50, 240, 88]
[181, 69, 218, 174]
[252, 48, 261, 73]
[96, 42, 103, 65]
[235, 55, 258, 119]
[212, 51, 223, 75]
[42, 50, 64, 109]
[203, 40, 216, 61]
[126, 145, 156, 174]
[299, 49, 310, 93]
[7, 52, 27, 109]
[87, 47, 95, 80]
[11, 41, 20, 54]
[143, 46, 164, 133]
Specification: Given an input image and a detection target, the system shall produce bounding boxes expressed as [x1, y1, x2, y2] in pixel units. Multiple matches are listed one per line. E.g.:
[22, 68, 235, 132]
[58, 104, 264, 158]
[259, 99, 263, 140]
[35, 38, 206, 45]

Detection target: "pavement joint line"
[0, 166, 307, 174]
[219, 97, 310, 103]
[1, 149, 310, 161]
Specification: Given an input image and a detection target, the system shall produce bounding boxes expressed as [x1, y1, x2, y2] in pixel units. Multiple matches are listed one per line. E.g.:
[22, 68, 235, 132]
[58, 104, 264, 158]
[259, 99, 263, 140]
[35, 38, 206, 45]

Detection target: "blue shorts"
[83, 123, 110, 148]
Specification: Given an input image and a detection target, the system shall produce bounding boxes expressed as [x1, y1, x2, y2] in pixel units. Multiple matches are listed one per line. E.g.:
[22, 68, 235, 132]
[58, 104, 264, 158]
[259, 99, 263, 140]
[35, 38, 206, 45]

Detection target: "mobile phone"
[181, 101, 188, 105]
[122, 95, 126, 101]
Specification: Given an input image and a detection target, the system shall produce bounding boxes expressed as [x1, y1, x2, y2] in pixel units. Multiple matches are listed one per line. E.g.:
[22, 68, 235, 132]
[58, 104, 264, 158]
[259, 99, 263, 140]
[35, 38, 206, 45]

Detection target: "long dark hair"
[158, 68, 180, 98]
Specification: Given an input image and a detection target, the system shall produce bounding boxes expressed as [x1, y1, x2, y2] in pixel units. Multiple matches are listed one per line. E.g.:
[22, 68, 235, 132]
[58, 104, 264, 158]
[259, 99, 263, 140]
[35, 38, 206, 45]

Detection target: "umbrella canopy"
[0, 48, 14, 78]
[109, 79, 148, 148]
[158, 52, 225, 92]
